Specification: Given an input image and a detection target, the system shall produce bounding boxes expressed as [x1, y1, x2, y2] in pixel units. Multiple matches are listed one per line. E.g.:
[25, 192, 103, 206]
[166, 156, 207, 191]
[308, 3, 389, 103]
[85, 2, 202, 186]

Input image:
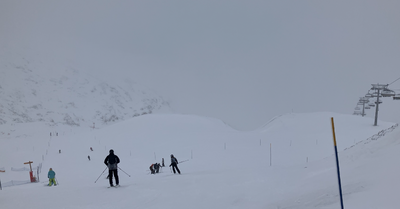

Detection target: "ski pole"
[178, 159, 189, 164]
[118, 167, 131, 177]
[55, 177, 59, 185]
[170, 166, 172, 173]
[95, 167, 108, 183]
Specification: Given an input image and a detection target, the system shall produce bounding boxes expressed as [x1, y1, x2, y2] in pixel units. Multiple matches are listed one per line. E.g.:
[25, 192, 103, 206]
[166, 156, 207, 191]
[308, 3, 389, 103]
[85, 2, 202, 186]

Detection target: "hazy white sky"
[1, 0, 399, 130]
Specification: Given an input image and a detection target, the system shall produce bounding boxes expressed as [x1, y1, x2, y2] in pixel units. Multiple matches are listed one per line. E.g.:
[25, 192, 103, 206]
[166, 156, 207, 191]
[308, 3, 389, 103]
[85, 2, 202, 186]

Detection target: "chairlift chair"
[381, 89, 395, 97]
[365, 93, 374, 98]
[372, 92, 379, 97]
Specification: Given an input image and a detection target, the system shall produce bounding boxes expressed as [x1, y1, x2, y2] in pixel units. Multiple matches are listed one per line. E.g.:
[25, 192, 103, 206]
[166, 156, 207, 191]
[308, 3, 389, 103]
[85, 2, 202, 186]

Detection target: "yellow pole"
[331, 117, 344, 209]
[331, 118, 337, 146]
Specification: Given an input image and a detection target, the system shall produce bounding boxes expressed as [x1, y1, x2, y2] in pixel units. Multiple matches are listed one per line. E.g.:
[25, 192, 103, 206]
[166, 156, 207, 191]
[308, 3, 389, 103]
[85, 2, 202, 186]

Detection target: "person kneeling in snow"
[48, 168, 56, 186]
[150, 164, 155, 174]
[154, 163, 160, 173]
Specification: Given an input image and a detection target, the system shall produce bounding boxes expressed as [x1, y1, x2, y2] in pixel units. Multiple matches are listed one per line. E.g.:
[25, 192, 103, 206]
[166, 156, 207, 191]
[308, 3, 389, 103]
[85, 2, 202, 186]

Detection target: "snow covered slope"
[0, 48, 171, 130]
[0, 112, 398, 208]
[258, 112, 395, 165]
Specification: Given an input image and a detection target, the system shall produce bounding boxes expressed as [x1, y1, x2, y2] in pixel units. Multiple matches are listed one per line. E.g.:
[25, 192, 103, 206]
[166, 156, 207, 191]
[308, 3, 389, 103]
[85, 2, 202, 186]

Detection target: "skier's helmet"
[109, 149, 114, 154]
[171, 154, 174, 157]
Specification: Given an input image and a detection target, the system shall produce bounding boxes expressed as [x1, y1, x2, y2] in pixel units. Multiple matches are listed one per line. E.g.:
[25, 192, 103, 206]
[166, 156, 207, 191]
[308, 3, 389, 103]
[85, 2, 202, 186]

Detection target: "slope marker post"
[331, 117, 344, 209]
[270, 143, 272, 166]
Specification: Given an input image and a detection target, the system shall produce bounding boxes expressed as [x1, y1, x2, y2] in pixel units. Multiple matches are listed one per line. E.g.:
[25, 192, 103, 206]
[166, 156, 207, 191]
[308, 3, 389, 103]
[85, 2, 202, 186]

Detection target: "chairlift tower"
[358, 97, 369, 117]
[370, 84, 388, 126]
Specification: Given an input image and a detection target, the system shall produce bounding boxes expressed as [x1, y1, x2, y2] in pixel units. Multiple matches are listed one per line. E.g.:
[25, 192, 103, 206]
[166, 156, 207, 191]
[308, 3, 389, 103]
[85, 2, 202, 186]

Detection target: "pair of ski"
[107, 185, 120, 188]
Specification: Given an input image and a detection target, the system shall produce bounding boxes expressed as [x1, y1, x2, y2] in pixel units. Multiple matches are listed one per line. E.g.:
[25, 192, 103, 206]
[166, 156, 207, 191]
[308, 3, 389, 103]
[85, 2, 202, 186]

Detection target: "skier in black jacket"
[169, 154, 181, 174]
[104, 149, 120, 187]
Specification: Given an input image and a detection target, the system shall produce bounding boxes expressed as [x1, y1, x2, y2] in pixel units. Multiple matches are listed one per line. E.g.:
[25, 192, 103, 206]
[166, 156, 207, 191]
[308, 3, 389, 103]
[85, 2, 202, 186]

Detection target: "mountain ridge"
[0, 49, 172, 129]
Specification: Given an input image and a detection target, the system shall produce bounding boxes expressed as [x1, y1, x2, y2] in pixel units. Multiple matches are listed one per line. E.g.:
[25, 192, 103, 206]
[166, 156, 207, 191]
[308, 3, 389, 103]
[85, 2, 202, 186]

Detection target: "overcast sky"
[1, 0, 399, 130]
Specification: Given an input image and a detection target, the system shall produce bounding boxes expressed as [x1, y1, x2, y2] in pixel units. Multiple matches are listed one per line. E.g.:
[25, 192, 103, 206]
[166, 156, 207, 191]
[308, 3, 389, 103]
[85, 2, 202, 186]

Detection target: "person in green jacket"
[48, 168, 56, 186]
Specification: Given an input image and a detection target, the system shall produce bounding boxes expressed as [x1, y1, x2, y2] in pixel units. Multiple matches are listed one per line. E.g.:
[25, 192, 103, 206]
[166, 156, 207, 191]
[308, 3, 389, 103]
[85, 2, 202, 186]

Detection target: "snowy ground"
[0, 112, 399, 209]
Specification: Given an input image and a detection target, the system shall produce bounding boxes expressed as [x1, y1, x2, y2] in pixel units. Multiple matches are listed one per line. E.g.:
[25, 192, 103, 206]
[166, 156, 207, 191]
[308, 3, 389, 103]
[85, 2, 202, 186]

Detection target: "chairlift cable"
[389, 76, 400, 85]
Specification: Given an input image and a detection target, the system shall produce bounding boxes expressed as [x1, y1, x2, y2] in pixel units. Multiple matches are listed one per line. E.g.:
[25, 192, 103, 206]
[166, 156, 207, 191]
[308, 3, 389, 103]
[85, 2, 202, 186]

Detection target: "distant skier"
[154, 163, 160, 173]
[104, 149, 120, 187]
[90, 147, 93, 151]
[47, 168, 57, 186]
[162, 158, 165, 167]
[88, 155, 91, 161]
[169, 154, 181, 174]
